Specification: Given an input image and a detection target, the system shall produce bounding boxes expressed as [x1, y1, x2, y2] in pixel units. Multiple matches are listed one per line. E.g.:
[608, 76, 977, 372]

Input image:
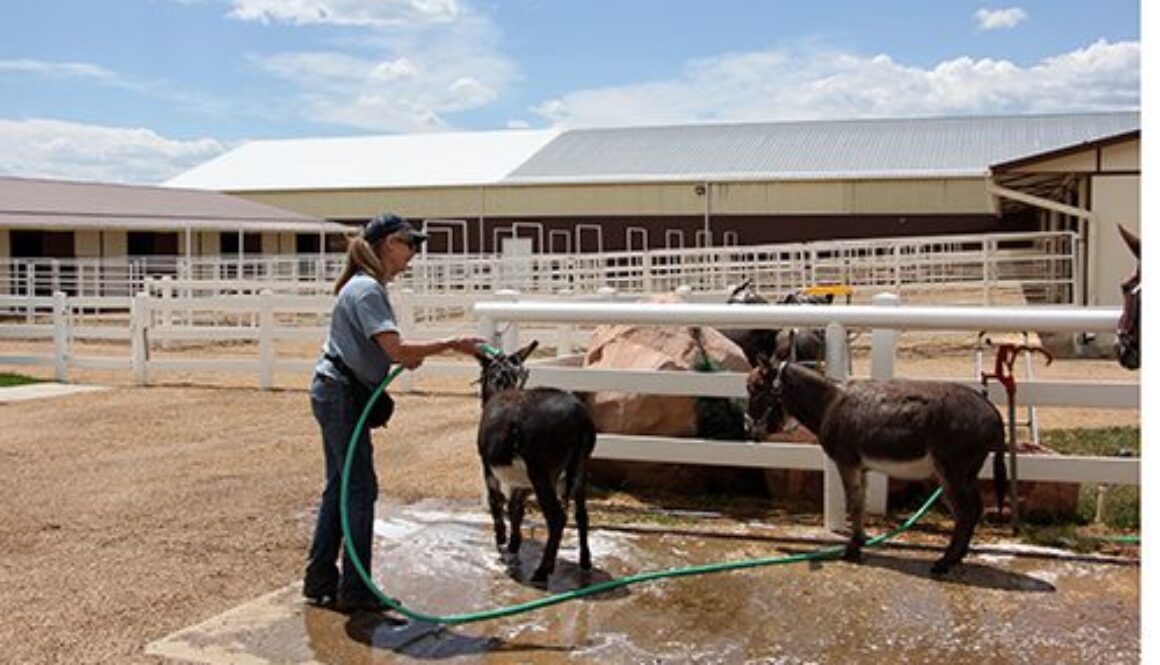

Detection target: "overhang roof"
[0, 176, 349, 233]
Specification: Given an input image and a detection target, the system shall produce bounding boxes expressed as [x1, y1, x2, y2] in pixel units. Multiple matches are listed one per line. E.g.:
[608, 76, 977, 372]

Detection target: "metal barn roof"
[503, 112, 1141, 184]
[164, 129, 561, 192]
[0, 176, 347, 233]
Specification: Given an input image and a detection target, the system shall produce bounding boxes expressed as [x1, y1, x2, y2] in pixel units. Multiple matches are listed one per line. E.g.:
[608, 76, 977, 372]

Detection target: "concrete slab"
[148, 500, 1139, 664]
[0, 382, 109, 402]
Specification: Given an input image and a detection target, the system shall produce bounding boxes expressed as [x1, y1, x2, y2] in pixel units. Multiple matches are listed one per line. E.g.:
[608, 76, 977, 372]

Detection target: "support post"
[823, 321, 848, 532]
[396, 286, 416, 392]
[52, 291, 69, 383]
[865, 292, 901, 515]
[258, 289, 274, 389]
[131, 292, 150, 386]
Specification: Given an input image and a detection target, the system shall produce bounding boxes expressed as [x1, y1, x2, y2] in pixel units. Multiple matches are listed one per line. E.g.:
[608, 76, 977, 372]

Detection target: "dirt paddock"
[0, 340, 1139, 663]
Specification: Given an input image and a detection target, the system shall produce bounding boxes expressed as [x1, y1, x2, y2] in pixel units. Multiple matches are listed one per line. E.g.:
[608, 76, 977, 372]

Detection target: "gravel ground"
[0, 343, 1138, 664]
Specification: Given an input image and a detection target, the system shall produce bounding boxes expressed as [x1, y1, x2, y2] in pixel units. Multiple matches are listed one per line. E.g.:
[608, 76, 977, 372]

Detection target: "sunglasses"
[393, 234, 422, 252]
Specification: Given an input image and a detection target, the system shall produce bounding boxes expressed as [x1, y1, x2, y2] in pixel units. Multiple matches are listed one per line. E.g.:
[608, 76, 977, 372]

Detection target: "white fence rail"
[2, 287, 1137, 531]
[474, 298, 1138, 531]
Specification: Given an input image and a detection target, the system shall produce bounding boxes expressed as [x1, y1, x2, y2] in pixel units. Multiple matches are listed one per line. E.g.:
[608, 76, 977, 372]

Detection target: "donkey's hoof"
[579, 557, 592, 571]
[930, 560, 953, 575]
[530, 570, 551, 588]
[842, 548, 863, 564]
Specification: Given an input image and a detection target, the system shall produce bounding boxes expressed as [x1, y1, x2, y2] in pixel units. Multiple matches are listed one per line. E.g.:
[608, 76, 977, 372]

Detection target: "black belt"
[324, 353, 366, 389]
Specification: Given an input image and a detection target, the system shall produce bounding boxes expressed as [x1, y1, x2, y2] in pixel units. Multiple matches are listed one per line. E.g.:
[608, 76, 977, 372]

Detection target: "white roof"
[165, 129, 560, 191]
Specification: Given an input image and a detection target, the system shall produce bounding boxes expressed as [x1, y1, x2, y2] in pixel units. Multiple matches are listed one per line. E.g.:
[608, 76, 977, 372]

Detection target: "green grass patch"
[1040, 426, 1139, 457]
[0, 373, 42, 388]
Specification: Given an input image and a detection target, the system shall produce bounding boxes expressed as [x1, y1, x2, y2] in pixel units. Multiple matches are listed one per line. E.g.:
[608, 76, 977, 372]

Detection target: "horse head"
[1115, 225, 1141, 371]
[744, 353, 787, 441]
[476, 340, 538, 402]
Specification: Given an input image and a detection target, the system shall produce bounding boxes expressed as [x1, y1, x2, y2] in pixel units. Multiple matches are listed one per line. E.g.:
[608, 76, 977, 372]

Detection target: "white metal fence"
[0, 230, 1078, 305]
[474, 298, 1138, 530]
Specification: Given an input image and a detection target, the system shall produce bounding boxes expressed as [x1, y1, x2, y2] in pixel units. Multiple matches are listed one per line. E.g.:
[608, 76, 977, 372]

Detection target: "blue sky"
[0, 0, 1141, 184]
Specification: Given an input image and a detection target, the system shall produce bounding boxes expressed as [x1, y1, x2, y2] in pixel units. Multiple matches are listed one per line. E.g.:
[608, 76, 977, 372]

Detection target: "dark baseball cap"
[363, 213, 428, 246]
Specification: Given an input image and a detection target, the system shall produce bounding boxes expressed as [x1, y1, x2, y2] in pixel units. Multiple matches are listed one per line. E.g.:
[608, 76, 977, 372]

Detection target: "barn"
[166, 111, 1139, 306]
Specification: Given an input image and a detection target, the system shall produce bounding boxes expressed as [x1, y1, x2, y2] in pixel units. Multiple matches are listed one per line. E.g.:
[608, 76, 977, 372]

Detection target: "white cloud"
[532, 39, 1140, 128]
[974, 7, 1028, 30]
[0, 118, 227, 184]
[0, 58, 119, 82]
[227, 0, 458, 27]
[248, 9, 516, 132]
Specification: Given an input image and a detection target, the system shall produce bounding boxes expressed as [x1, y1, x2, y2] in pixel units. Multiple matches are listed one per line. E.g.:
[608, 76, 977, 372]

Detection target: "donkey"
[476, 340, 597, 585]
[745, 358, 1008, 574]
[1115, 224, 1141, 371]
[721, 279, 828, 366]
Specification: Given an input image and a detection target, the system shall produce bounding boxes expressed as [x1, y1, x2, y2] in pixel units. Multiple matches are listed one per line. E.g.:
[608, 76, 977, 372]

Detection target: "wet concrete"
[148, 500, 1139, 664]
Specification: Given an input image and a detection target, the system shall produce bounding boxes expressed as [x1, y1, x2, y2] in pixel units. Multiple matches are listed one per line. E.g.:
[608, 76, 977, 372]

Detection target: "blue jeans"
[304, 372, 379, 602]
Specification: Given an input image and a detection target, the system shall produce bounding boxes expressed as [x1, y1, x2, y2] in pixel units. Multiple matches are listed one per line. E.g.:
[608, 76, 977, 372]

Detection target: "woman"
[304, 213, 485, 613]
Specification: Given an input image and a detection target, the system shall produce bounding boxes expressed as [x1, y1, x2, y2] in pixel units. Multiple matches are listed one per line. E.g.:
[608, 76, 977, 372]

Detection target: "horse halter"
[745, 360, 788, 440]
[482, 355, 530, 397]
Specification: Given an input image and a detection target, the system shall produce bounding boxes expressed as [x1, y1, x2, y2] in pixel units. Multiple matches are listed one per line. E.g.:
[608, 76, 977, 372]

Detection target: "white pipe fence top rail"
[475, 301, 1119, 333]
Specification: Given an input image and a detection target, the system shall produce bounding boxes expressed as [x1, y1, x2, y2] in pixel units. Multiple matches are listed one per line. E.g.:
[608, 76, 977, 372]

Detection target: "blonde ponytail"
[333, 235, 386, 294]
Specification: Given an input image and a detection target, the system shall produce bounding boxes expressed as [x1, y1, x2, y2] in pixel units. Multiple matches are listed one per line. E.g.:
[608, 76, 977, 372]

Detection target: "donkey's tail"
[992, 432, 1009, 514]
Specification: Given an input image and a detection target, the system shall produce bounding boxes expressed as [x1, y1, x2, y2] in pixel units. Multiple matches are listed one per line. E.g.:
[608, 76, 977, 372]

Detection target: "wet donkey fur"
[746, 359, 1008, 574]
[476, 340, 597, 585]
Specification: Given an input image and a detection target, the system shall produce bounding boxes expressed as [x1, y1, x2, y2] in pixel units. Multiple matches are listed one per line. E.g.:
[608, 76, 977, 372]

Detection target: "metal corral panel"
[504, 112, 1140, 183]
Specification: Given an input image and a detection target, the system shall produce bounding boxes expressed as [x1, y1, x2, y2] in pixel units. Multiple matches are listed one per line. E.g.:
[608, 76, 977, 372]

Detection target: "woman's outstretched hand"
[447, 335, 488, 356]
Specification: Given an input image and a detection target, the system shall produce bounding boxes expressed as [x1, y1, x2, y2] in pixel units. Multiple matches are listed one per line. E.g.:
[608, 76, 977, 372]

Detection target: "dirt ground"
[0, 339, 1140, 664]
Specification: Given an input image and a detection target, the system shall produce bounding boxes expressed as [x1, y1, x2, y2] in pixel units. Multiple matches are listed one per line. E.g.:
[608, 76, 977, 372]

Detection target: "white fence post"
[131, 291, 151, 385]
[52, 291, 70, 382]
[555, 288, 575, 356]
[495, 289, 521, 352]
[863, 292, 902, 516]
[823, 321, 848, 532]
[258, 289, 275, 389]
[25, 263, 36, 323]
[396, 286, 416, 392]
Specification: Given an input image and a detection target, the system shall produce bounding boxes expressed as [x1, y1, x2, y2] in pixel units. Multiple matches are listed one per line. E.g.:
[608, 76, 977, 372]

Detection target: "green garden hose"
[338, 356, 944, 626]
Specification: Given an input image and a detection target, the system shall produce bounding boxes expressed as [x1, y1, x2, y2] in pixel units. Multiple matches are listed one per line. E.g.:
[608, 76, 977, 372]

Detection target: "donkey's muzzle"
[1114, 334, 1140, 370]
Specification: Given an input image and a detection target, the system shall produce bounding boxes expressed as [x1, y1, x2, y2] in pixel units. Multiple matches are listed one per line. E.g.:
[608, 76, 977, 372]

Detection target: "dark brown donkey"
[745, 358, 1008, 574]
[476, 340, 597, 585]
[1115, 224, 1141, 371]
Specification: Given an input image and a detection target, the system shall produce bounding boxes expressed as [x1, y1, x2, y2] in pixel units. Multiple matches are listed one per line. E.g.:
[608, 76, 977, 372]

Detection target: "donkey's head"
[1115, 225, 1141, 371]
[476, 340, 539, 402]
[727, 278, 767, 305]
[744, 353, 788, 441]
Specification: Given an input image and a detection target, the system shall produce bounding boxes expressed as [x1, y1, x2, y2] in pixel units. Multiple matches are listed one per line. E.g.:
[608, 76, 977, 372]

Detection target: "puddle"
[148, 499, 1139, 664]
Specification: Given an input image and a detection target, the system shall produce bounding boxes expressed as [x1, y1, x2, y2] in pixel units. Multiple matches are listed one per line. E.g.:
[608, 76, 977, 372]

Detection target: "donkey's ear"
[513, 339, 539, 363]
[1119, 224, 1141, 259]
